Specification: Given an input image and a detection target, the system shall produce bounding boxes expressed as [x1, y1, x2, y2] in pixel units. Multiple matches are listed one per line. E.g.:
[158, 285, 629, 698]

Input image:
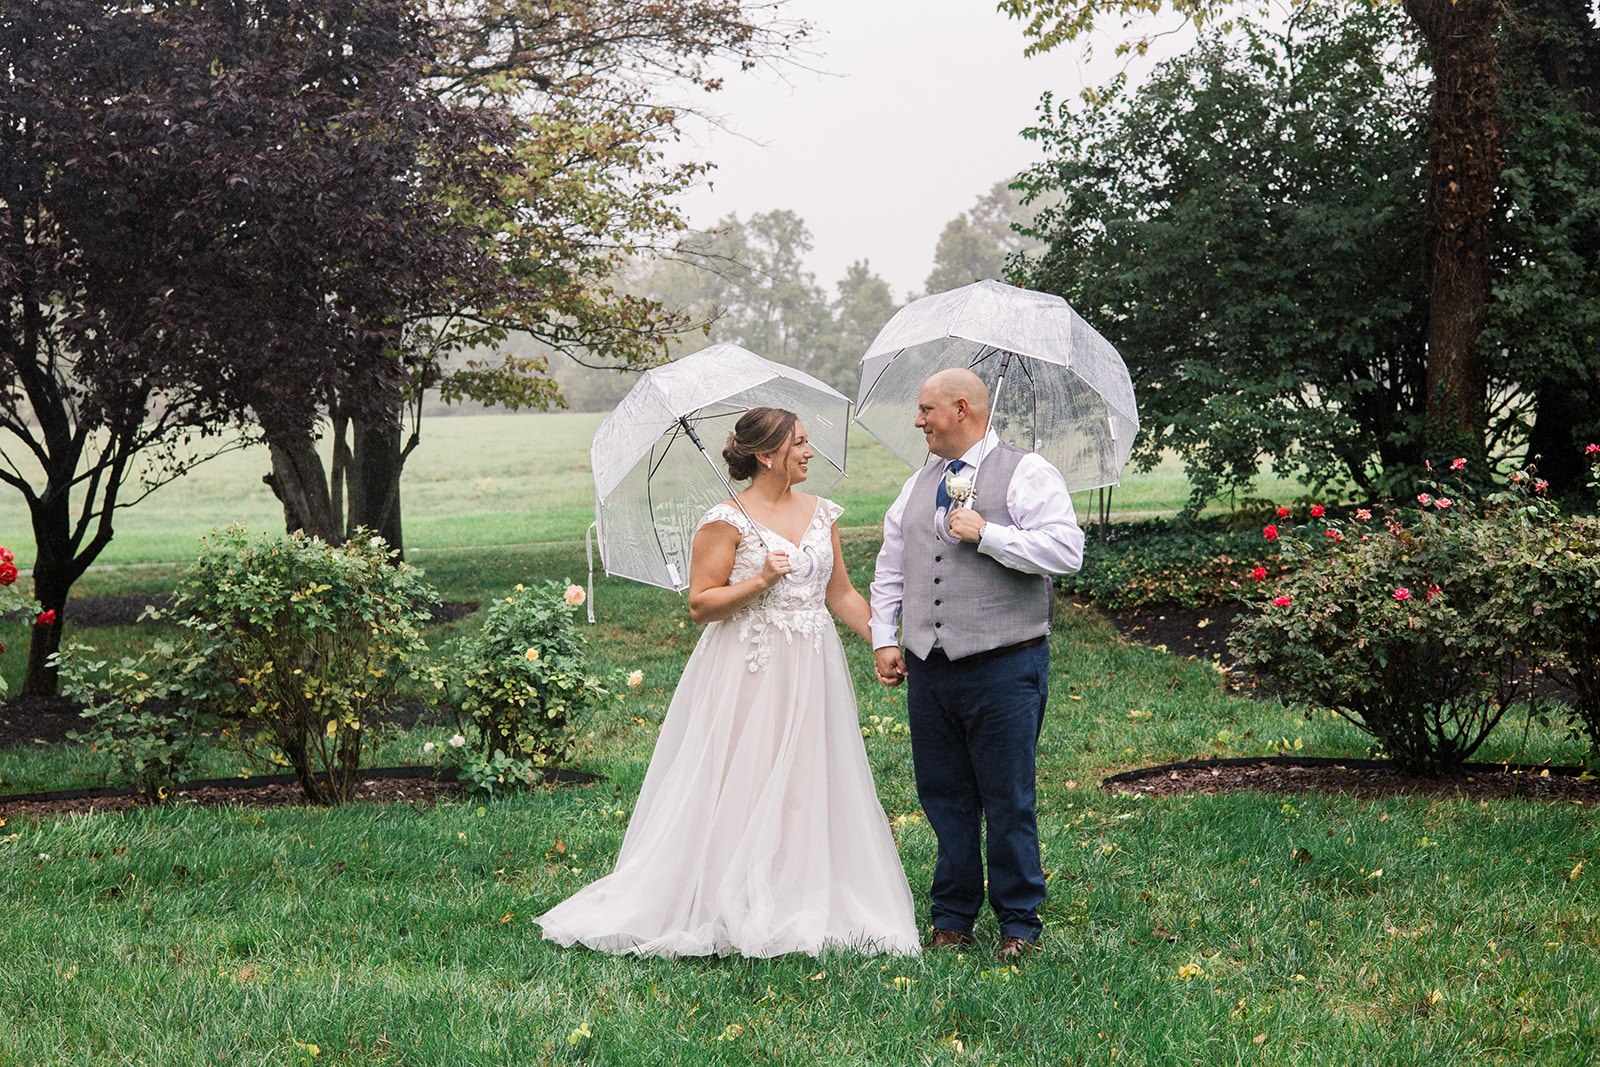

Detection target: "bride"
[537, 406, 919, 957]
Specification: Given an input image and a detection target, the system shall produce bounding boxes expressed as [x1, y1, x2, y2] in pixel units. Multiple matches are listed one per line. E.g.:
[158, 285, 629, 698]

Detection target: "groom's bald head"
[917, 368, 991, 459]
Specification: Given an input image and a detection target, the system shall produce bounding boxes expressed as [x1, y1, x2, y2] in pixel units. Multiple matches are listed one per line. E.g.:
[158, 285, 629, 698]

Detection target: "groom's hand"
[874, 647, 907, 687]
[947, 508, 987, 544]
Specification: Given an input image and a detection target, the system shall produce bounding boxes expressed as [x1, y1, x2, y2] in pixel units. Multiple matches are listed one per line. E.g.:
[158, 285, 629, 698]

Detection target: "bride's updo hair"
[723, 407, 798, 481]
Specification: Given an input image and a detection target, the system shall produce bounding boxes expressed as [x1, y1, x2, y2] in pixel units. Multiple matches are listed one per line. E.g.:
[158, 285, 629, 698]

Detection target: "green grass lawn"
[2, 413, 1595, 1064]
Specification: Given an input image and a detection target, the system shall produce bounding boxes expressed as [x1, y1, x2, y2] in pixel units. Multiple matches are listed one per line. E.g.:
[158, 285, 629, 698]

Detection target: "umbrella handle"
[678, 416, 774, 555]
[584, 521, 598, 624]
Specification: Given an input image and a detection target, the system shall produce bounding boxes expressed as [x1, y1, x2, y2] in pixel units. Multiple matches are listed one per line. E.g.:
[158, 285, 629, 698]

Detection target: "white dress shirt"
[869, 430, 1085, 650]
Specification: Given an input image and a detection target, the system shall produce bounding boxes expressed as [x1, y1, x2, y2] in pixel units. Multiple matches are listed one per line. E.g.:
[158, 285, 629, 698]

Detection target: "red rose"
[36, 609, 56, 627]
[1251, 566, 1268, 582]
[1263, 525, 1279, 541]
[1392, 588, 1412, 602]
[1587, 443, 1600, 455]
[1309, 504, 1325, 518]
[1450, 457, 1466, 471]
[1275, 507, 1290, 518]
[1272, 594, 1292, 608]
[0, 561, 16, 586]
[1325, 529, 1344, 542]
[0, 545, 13, 563]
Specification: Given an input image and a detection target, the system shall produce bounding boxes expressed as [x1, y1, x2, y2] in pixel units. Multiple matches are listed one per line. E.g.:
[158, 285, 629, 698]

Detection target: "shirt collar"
[952, 429, 1000, 470]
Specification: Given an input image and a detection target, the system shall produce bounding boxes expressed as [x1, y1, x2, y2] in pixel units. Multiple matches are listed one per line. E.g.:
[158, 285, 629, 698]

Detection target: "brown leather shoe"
[927, 928, 975, 950]
[995, 936, 1036, 962]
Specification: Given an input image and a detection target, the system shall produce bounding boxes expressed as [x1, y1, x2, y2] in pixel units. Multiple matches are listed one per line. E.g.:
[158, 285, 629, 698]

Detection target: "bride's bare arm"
[687, 518, 790, 624]
[824, 524, 871, 641]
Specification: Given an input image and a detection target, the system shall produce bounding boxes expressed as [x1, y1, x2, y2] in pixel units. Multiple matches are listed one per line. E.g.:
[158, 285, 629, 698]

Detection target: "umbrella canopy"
[591, 343, 851, 592]
[854, 279, 1138, 492]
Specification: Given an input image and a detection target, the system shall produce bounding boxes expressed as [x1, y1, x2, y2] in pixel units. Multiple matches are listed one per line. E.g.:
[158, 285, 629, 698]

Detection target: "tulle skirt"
[537, 616, 919, 957]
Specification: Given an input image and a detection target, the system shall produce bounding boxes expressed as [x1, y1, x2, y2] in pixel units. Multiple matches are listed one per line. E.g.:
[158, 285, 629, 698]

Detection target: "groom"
[869, 367, 1084, 961]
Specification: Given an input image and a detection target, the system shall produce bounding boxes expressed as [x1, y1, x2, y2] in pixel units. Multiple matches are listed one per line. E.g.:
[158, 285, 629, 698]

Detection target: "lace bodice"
[696, 497, 844, 671]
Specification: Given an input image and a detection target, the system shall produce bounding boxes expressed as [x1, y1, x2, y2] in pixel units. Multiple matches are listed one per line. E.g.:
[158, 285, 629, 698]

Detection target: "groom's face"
[915, 385, 966, 460]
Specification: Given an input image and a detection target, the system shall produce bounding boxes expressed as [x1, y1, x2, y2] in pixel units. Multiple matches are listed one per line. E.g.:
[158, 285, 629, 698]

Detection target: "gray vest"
[901, 441, 1053, 661]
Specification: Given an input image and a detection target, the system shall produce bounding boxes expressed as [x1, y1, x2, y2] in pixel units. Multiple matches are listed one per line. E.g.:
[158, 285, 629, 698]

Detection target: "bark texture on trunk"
[1404, 0, 1504, 448]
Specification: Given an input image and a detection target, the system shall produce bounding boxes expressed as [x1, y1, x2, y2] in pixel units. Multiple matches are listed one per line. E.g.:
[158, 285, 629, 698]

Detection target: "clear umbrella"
[854, 279, 1138, 492]
[590, 343, 851, 595]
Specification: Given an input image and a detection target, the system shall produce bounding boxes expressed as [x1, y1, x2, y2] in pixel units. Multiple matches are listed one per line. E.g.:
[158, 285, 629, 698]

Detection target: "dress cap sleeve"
[696, 502, 750, 534]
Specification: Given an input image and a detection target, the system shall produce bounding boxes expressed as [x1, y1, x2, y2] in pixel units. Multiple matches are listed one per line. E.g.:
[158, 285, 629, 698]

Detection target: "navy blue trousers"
[906, 639, 1049, 941]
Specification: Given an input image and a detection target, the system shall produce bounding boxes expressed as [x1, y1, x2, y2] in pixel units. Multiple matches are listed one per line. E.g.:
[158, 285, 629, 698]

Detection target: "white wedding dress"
[537, 499, 919, 957]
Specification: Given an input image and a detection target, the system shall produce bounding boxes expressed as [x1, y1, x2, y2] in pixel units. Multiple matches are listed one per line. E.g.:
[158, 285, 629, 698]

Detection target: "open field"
[2, 414, 1596, 1064]
[0, 411, 1312, 568]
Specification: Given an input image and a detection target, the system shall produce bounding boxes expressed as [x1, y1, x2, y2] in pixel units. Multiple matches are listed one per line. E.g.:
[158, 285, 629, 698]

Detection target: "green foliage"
[57, 639, 222, 802]
[0, 543, 34, 696]
[1228, 462, 1575, 773]
[447, 581, 607, 793]
[170, 527, 441, 803]
[1014, 3, 1429, 509]
[1057, 517, 1285, 610]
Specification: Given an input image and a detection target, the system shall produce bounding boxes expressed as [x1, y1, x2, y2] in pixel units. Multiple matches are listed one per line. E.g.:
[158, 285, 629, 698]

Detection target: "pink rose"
[1586, 443, 1599, 455]
[563, 584, 586, 607]
[1272, 595, 1292, 608]
[1354, 508, 1372, 521]
[1534, 479, 1549, 494]
[1263, 525, 1279, 542]
[1450, 457, 1466, 471]
[1392, 588, 1412, 602]
[1251, 566, 1267, 582]
[1434, 498, 1452, 509]
[1417, 493, 1433, 506]
[1309, 504, 1325, 518]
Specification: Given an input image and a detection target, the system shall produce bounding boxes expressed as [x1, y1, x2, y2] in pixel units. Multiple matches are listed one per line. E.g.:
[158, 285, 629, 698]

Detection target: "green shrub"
[1058, 518, 1287, 609]
[170, 527, 440, 803]
[1229, 468, 1541, 774]
[447, 581, 605, 793]
[58, 638, 224, 802]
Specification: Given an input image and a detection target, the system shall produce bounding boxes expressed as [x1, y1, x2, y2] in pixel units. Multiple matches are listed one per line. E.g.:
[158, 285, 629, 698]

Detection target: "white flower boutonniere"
[944, 468, 975, 510]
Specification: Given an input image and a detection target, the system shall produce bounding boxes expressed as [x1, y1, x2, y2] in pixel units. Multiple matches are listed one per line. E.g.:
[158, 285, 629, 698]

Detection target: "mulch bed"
[1105, 755, 1600, 806]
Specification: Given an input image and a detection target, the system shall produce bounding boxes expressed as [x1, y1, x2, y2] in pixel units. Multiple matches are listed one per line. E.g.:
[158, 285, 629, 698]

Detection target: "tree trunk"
[1403, 0, 1504, 452]
[350, 405, 405, 555]
[22, 488, 79, 696]
[263, 429, 341, 542]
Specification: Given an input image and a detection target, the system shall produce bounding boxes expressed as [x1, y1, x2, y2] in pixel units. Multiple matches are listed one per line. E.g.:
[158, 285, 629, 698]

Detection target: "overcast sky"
[672, 0, 1183, 299]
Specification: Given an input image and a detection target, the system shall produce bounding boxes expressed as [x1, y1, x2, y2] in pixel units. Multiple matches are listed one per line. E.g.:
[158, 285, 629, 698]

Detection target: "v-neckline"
[742, 496, 821, 548]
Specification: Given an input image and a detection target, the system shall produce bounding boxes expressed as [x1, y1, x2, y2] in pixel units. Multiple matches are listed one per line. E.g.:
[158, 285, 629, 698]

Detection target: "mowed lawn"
[1, 413, 1597, 1064]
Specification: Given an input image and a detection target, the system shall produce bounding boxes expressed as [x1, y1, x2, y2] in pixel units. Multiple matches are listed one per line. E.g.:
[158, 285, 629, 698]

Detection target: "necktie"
[935, 459, 967, 511]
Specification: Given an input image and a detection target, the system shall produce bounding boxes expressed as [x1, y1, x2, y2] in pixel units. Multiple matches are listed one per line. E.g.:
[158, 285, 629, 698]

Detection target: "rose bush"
[446, 580, 607, 795]
[1230, 467, 1536, 773]
[0, 544, 38, 695]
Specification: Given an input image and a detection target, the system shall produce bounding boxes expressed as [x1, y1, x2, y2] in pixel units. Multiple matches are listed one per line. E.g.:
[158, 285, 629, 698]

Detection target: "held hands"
[874, 646, 907, 687]
[947, 507, 987, 544]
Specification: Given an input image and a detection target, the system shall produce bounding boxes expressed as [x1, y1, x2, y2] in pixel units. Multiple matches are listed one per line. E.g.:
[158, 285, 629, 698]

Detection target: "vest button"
[933, 577, 941, 585]
[934, 599, 941, 606]
[934, 555, 943, 563]
[934, 621, 942, 629]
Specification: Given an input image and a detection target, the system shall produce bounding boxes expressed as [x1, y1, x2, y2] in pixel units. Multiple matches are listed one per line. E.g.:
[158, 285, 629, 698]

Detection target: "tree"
[1002, 0, 1509, 459]
[255, 0, 802, 550]
[1014, 4, 1431, 506]
[1, 0, 552, 694]
[923, 179, 1042, 295]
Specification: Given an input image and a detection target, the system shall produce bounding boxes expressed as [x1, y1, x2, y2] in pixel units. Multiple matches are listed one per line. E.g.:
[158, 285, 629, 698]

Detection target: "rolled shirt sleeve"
[976, 452, 1085, 576]
[868, 474, 919, 650]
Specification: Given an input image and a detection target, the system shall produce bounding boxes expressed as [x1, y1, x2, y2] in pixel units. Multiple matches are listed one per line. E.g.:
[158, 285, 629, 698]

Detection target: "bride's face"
[766, 422, 813, 485]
